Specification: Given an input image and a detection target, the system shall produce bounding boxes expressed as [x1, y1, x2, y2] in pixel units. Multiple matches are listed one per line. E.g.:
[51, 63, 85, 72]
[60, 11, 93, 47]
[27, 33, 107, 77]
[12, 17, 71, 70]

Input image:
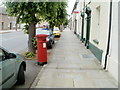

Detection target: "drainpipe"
[104, 0, 112, 69]
[74, 18, 77, 34]
[80, 12, 85, 42]
[85, 7, 91, 49]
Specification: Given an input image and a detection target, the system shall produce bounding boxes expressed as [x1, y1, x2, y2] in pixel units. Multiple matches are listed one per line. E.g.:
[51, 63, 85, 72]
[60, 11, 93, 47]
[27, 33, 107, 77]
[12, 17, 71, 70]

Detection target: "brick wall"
[0, 13, 16, 30]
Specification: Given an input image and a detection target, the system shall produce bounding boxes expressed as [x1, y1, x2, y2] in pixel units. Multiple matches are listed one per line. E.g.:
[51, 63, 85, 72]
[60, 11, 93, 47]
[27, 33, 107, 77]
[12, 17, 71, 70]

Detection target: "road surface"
[0, 31, 28, 53]
[0, 30, 59, 89]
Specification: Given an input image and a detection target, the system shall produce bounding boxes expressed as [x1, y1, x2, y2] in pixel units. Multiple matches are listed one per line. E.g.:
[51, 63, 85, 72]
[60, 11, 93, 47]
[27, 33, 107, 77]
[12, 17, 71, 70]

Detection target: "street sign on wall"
[74, 10, 79, 14]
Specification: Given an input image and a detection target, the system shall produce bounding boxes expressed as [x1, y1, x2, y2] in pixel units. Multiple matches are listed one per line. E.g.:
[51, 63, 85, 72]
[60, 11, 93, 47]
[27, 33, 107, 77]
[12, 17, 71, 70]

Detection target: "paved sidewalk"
[31, 29, 118, 88]
[0, 29, 22, 34]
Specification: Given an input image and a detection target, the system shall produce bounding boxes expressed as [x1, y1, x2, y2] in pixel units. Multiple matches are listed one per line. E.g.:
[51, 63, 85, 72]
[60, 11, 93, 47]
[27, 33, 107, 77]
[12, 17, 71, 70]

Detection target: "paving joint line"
[73, 79, 75, 88]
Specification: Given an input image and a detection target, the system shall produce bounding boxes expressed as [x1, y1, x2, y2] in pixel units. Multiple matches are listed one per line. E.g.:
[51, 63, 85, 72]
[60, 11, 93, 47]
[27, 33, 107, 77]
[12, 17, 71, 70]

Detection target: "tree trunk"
[50, 25, 54, 32]
[49, 22, 54, 32]
[28, 22, 36, 54]
[15, 24, 17, 31]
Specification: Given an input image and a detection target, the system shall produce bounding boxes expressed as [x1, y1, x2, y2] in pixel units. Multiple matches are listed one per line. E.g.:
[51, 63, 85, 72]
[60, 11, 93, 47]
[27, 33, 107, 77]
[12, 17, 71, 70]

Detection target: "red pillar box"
[35, 34, 48, 65]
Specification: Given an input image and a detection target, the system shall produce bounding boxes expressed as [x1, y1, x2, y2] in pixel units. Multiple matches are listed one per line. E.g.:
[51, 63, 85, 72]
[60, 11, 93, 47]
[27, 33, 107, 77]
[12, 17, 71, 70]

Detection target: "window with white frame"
[93, 6, 100, 45]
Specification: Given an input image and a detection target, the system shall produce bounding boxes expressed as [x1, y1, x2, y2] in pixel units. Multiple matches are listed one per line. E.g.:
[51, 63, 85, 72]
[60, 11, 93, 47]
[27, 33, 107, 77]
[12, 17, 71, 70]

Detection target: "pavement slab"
[36, 79, 73, 88]
[32, 29, 118, 88]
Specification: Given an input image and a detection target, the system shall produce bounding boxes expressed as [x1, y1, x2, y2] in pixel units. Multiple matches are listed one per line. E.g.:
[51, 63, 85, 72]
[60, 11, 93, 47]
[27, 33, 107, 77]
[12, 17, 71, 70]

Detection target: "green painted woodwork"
[85, 7, 91, 49]
[89, 42, 103, 62]
[93, 39, 99, 44]
[77, 33, 79, 38]
[74, 19, 77, 34]
[80, 12, 85, 43]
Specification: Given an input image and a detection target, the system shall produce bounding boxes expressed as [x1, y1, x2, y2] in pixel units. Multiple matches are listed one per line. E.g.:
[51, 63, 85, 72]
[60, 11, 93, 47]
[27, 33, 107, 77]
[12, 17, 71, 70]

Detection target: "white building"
[70, 0, 118, 82]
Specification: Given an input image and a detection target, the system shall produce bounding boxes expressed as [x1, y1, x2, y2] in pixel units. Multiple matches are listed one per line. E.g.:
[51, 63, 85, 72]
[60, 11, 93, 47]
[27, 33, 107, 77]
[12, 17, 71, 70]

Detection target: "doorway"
[2, 22, 4, 30]
[10, 22, 12, 30]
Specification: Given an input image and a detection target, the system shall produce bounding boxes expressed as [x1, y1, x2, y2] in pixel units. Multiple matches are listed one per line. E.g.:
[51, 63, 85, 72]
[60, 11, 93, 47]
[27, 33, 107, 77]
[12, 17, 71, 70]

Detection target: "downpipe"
[104, 0, 112, 70]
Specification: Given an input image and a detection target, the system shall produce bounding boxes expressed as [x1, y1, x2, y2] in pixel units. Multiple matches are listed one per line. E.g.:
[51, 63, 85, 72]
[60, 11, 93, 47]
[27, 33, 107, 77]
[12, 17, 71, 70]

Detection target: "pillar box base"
[35, 34, 48, 66]
[38, 62, 47, 66]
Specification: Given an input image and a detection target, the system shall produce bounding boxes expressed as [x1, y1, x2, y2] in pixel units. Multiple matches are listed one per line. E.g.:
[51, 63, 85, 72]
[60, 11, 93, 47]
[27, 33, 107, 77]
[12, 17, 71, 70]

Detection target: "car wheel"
[52, 41, 55, 44]
[49, 42, 53, 49]
[17, 65, 25, 84]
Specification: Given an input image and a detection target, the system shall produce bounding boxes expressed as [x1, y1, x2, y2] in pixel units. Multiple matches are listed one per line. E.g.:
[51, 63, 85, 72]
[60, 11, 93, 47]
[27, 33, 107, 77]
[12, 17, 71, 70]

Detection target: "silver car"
[0, 46, 26, 89]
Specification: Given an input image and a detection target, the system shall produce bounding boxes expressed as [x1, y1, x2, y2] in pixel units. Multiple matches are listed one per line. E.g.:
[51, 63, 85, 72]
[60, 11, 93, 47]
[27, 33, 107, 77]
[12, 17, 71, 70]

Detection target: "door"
[2, 22, 4, 30]
[10, 22, 12, 30]
[0, 49, 16, 88]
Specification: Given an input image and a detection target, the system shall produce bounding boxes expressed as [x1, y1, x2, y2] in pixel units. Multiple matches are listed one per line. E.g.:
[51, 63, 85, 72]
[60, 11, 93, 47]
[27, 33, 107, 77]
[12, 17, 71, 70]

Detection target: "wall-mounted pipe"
[104, 0, 113, 69]
[80, 12, 85, 42]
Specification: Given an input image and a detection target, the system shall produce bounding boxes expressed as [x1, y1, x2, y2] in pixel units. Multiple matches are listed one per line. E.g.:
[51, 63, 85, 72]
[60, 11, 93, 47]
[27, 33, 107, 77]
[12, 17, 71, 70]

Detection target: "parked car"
[36, 28, 55, 49]
[53, 27, 61, 37]
[0, 46, 26, 89]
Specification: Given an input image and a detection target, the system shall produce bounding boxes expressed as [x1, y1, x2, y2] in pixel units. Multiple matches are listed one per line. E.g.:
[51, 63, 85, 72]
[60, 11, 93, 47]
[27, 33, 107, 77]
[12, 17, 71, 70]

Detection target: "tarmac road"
[1, 30, 60, 89]
[11, 39, 59, 89]
[11, 60, 42, 89]
[0, 31, 28, 53]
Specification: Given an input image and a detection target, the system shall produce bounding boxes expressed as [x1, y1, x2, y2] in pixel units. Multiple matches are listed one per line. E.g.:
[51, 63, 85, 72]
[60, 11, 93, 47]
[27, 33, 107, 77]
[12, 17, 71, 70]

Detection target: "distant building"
[0, 7, 20, 30]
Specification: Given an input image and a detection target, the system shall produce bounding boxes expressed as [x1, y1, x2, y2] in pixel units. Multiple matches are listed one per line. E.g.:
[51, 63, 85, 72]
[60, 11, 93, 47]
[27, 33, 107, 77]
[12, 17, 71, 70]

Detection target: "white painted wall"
[76, 2, 80, 35]
[88, 2, 110, 70]
[70, 14, 75, 32]
[76, 0, 118, 82]
[78, 0, 84, 37]
[107, 2, 118, 82]
[89, 2, 110, 50]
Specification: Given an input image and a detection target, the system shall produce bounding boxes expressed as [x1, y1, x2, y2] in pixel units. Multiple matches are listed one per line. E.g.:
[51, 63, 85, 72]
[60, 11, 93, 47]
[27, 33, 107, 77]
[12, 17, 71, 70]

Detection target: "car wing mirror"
[8, 53, 16, 59]
[51, 33, 53, 35]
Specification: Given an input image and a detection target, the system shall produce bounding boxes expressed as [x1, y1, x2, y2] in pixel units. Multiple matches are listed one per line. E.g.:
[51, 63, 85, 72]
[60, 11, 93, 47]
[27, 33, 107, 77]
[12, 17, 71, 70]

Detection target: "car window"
[0, 49, 2, 61]
[0, 49, 6, 62]
[49, 30, 53, 34]
[36, 28, 50, 30]
[38, 30, 50, 35]
[54, 27, 59, 31]
[54, 29, 59, 31]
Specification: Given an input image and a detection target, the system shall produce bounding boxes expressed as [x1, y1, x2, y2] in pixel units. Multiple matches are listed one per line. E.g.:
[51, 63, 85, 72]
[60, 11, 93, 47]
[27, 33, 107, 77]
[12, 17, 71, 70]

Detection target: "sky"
[66, 0, 76, 16]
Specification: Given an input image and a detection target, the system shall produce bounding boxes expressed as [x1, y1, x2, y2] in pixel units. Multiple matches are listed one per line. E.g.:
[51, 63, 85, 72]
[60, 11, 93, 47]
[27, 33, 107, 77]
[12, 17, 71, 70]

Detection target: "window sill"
[93, 39, 99, 45]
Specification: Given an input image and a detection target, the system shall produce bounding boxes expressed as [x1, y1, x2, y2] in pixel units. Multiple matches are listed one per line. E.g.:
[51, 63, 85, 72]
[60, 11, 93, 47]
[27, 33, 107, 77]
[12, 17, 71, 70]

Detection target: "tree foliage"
[4, 1, 68, 53]
[5, 2, 46, 24]
[43, 2, 68, 30]
[4, 2, 47, 53]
